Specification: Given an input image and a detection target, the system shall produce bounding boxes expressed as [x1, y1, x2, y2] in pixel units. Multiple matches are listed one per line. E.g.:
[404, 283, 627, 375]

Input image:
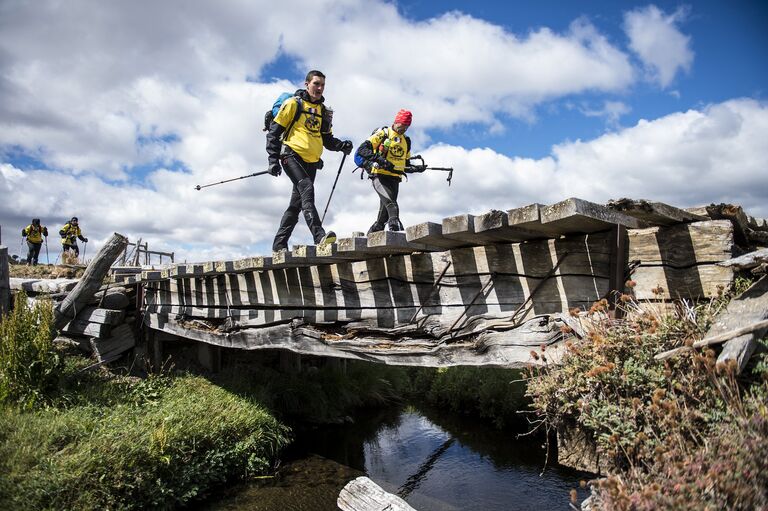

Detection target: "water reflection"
[202, 405, 591, 511]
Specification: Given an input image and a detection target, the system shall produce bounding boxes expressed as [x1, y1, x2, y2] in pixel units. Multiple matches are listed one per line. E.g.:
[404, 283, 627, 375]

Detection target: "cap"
[394, 109, 412, 127]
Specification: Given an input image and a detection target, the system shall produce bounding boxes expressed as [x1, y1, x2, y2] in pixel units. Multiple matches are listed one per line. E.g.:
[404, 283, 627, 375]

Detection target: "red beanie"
[394, 109, 412, 126]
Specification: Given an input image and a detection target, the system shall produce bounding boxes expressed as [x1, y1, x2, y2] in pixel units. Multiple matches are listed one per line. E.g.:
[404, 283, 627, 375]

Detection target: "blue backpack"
[263, 93, 304, 137]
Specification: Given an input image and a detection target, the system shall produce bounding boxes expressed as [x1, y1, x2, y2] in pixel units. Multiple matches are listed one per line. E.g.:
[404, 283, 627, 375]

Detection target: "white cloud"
[624, 5, 694, 88]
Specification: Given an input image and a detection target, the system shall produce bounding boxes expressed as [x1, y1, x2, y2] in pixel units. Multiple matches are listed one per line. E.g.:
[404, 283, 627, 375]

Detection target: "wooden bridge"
[104, 197, 764, 369]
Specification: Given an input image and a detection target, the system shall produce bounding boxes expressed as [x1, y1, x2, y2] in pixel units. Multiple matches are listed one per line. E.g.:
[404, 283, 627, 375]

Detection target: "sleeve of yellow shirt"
[273, 98, 299, 128]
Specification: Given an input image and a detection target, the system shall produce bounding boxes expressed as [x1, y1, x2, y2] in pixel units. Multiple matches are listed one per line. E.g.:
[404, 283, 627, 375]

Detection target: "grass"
[526, 282, 768, 510]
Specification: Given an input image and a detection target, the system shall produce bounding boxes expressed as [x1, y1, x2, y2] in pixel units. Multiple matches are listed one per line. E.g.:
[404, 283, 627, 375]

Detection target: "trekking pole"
[194, 170, 270, 191]
[408, 156, 454, 185]
[82, 241, 88, 265]
[44, 237, 50, 265]
[321, 153, 347, 223]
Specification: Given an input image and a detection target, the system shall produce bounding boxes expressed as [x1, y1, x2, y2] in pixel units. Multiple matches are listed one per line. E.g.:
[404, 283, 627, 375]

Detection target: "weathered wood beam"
[541, 197, 647, 234]
[75, 306, 125, 325]
[10, 277, 80, 293]
[474, 208, 549, 242]
[405, 221, 470, 249]
[338, 477, 416, 511]
[715, 276, 768, 373]
[367, 231, 432, 254]
[717, 248, 768, 270]
[62, 319, 112, 338]
[54, 233, 128, 330]
[607, 198, 707, 226]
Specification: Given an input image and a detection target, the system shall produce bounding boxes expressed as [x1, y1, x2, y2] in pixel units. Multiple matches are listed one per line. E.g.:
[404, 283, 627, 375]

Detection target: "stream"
[202, 404, 592, 510]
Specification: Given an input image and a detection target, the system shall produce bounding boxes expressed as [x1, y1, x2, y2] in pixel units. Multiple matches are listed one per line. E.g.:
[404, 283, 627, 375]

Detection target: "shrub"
[526, 290, 768, 510]
[0, 291, 61, 409]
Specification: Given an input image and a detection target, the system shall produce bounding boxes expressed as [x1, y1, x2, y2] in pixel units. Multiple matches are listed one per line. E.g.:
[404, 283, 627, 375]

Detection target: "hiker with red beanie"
[354, 109, 423, 234]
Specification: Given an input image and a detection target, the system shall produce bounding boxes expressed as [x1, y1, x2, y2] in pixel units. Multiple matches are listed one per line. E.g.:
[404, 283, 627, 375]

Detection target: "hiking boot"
[318, 231, 336, 246]
[387, 219, 403, 232]
[367, 223, 385, 235]
[272, 243, 288, 252]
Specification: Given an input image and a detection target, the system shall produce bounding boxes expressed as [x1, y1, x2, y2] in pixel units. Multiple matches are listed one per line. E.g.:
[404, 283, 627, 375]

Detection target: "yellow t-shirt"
[368, 127, 410, 179]
[274, 97, 329, 163]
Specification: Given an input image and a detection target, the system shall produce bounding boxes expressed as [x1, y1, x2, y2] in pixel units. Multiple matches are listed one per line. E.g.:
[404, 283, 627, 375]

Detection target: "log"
[54, 233, 129, 330]
[338, 476, 416, 511]
[716, 276, 768, 373]
[62, 319, 112, 338]
[717, 248, 768, 270]
[607, 198, 707, 226]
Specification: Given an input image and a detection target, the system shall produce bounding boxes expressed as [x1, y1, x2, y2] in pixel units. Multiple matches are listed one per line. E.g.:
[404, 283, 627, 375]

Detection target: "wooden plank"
[540, 197, 647, 234]
[717, 248, 768, 270]
[685, 204, 750, 245]
[62, 319, 112, 338]
[628, 220, 735, 266]
[505, 203, 563, 237]
[145, 313, 573, 368]
[715, 276, 768, 373]
[272, 245, 331, 267]
[140, 270, 164, 281]
[441, 213, 504, 244]
[316, 242, 370, 260]
[335, 234, 387, 257]
[405, 222, 470, 249]
[9, 277, 80, 293]
[338, 476, 416, 511]
[75, 306, 125, 325]
[92, 324, 135, 362]
[474, 209, 550, 242]
[367, 231, 431, 254]
[607, 198, 707, 226]
[233, 256, 273, 272]
[54, 233, 129, 330]
[631, 265, 734, 300]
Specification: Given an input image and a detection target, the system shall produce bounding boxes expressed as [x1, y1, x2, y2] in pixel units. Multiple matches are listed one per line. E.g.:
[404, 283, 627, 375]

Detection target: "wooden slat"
[628, 220, 735, 266]
[367, 231, 432, 254]
[608, 198, 707, 226]
[441, 214, 502, 244]
[474, 209, 550, 242]
[631, 265, 734, 300]
[405, 221, 470, 249]
[540, 198, 647, 233]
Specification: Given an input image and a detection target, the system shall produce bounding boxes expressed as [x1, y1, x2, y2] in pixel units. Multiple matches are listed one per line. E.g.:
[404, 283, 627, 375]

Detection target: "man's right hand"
[374, 156, 394, 171]
[268, 163, 282, 177]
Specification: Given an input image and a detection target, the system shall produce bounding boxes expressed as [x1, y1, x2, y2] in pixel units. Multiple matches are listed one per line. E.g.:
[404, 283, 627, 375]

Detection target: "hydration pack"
[263, 92, 304, 137]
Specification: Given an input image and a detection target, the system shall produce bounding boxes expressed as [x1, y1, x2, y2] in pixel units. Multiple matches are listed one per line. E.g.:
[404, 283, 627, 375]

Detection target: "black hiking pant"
[272, 150, 325, 251]
[63, 242, 79, 257]
[369, 175, 402, 234]
[26, 241, 42, 265]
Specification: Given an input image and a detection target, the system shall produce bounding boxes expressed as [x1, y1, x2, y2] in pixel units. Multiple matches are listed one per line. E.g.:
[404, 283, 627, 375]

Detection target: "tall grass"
[0, 291, 61, 409]
[0, 368, 290, 510]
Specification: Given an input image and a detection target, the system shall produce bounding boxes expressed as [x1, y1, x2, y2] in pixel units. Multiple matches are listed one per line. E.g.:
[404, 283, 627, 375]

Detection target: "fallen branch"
[655, 319, 768, 361]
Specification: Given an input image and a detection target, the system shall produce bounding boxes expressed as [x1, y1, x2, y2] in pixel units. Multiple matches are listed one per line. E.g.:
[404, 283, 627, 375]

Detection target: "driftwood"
[338, 477, 416, 511]
[0, 247, 9, 315]
[717, 248, 768, 270]
[54, 233, 128, 330]
[654, 276, 768, 371]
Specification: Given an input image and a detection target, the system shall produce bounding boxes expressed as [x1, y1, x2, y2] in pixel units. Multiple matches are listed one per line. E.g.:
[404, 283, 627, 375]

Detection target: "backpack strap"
[281, 97, 305, 141]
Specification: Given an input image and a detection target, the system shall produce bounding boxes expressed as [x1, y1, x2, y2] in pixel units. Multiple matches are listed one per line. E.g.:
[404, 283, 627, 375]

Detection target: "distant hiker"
[355, 109, 422, 234]
[21, 218, 48, 265]
[265, 69, 353, 251]
[59, 217, 88, 257]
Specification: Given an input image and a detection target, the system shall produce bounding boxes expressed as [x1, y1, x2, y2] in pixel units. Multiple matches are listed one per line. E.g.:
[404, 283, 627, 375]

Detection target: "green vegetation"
[0, 292, 61, 409]
[0, 294, 290, 511]
[217, 360, 411, 424]
[409, 366, 528, 429]
[527, 287, 768, 510]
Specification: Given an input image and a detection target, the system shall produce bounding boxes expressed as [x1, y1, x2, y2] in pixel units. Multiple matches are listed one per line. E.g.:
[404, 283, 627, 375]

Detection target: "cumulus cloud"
[2, 1, 763, 264]
[624, 5, 694, 88]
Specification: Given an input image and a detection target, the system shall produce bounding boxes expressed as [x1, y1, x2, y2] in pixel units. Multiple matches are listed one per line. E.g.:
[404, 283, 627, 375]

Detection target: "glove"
[406, 165, 426, 173]
[373, 156, 394, 171]
[268, 162, 282, 177]
[340, 140, 353, 155]
[43, 227, 48, 236]
[83, 237, 88, 243]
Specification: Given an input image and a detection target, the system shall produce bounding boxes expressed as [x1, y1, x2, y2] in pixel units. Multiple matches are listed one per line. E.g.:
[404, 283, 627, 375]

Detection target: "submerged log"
[338, 476, 416, 511]
[54, 233, 128, 330]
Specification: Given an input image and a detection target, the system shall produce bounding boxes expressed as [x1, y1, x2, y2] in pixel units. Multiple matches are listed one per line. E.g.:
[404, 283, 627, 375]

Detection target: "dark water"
[202, 405, 592, 511]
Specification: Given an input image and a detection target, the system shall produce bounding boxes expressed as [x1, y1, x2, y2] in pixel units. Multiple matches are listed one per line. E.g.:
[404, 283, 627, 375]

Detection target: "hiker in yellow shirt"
[59, 217, 88, 257]
[21, 218, 48, 265]
[265, 70, 353, 252]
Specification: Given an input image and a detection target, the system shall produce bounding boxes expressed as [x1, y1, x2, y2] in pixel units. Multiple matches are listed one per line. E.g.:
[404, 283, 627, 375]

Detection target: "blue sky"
[1, 1, 766, 262]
